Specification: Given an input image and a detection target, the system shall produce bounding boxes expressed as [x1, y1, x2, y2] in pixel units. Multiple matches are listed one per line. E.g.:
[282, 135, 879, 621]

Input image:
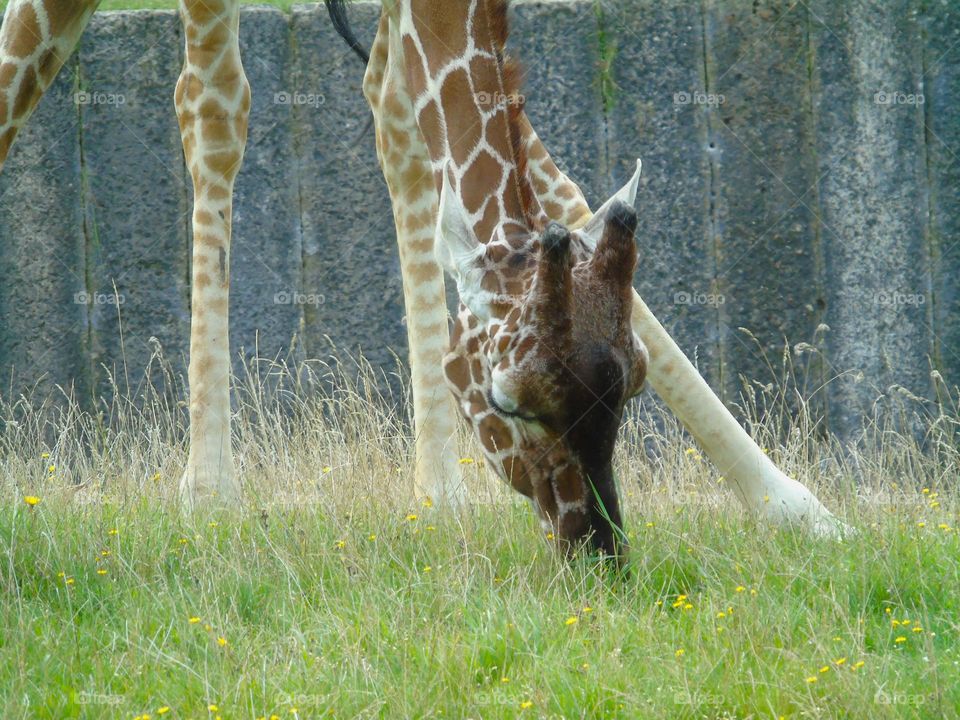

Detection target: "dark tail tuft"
[325, 0, 370, 65]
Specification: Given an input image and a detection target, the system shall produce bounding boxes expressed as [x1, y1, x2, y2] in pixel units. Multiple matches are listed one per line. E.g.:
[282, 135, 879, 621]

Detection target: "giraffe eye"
[489, 391, 537, 422]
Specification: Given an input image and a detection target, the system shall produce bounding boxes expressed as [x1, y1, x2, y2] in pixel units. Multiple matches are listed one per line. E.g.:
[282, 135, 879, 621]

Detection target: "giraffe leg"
[364, 12, 465, 507]
[0, 0, 100, 167]
[175, 0, 250, 508]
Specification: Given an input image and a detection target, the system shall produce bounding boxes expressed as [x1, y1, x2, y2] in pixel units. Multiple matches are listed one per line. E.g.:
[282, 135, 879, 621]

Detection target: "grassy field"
[1, 349, 959, 719]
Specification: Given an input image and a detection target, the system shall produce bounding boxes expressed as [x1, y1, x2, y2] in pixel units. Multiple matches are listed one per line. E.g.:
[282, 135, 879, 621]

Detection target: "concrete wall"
[0, 1, 956, 436]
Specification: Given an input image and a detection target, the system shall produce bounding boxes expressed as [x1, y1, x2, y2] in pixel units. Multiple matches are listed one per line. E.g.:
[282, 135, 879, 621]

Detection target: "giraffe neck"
[400, 0, 538, 246]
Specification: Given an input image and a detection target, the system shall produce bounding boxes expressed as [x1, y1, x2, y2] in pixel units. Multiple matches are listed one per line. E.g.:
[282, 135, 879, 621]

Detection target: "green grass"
[2, 348, 959, 719]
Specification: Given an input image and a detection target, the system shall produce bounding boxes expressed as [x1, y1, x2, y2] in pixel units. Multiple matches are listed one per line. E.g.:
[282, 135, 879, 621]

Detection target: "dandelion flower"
[189, 617, 201, 624]
[806, 676, 817, 684]
[546, 532, 555, 541]
[108, 528, 118, 536]
[217, 636, 227, 646]
[735, 585, 745, 593]
[582, 606, 592, 614]
[912, 626, 923, 633]
[426, 526, 436, 532]
[520, 701, 533, 709]
[406, 514, 418, 522]
[894, 636, 906, 644]
[157, 708, 170, 716]
[47, 464, 56, 473]
[834, 657, 847, 665]
[322, 466, 332, 473]
[96, 569, 107, 576]
[423, 566, 432, 573]
[41, 452, 50, 459]
[422, 497, 433, 508]
[334, 540, 346, 550]
[208, 704, 218, 712]
[565, 616, 578, 626]
[23, 495, 40, 506]
[853, 660, 865, 669]
[819, 666, 829, 674]
[368, 534, 376, 541]
[675, 648, 685, 657]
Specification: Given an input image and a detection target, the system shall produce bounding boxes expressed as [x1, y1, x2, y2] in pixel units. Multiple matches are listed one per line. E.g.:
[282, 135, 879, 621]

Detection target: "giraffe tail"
[324, 0, 370, 64]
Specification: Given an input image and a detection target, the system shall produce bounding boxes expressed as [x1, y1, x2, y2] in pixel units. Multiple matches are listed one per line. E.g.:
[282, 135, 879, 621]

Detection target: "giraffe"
[0, 0, 247, 507]
[344, 0, 849, 544]
[0, 0, 847, 541]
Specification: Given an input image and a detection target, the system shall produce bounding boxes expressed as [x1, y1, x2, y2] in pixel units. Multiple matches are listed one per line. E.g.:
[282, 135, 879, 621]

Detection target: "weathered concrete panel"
[509, 1, 607, 206]
[231, 7, 304, 367]
[78, 11, 190, 399]
[923, 0, 960, 393]
[290, 3, 406, 372]
[704, 0, 824, 402]
[0, 58, 89, 402]
[809, 0, 932, 435]
[604, 1, 718, 387]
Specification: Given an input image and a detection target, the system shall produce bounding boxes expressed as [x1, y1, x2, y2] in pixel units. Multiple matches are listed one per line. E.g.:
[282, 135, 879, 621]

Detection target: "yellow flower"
[582, 606, 592, 614]
[41, 452, 50, 459]
[930, 501, 940, 509]
[892, 619, 901, 627]
[423, 566, 432, 573]
[501, 677, 509, 683]
[806, 676, 817, 684]
[763, 495, 770, 503]
[179, 538, 189, 545]
[65, 578, 75, 586]
[208, 704, 219, 712]
[406, 514, 418, 522]
[735, 585, 745, 593]
[939, 523, 951, 531]
[157, 708, 170, 716]
[204, 623, 212, 632]
[426, 525, 436, 532]
[750, 588, 758, 596]
[565, 616, 578, 626]
[47, 464, 56, 473]
[23, 496, 40, 506]
[853, 660, 865, 669]
[819, 666, 829, 674]
[912, 626, 923, 633]
[208, 521, 218, 528]
[322, 466, 332, 473]
[917, 521, 926, 528]
[834, 657, 847, 665]
[189, 617, 201, 624]
[217, 636, 227, 646]
[152, 472, 161, 482]
[645, 521, 655, 528]
[334, 540, 346, 550]
[96, 569, 107, 576]
[675, 648, 685, 657]
[546, 532, 555, 541]
[520, 701, 533, 709]
[885, 607, 892, 614]
[894, 636, 906, 644]
[108, 528, 118, 536]
[458, 457, 475, 464]
[422, 497, 433, 508]
[683, 603, 693, 610]
[716, 612, 726, 619]
[922, 487, 930, 494]
[368, 534, 376, 541]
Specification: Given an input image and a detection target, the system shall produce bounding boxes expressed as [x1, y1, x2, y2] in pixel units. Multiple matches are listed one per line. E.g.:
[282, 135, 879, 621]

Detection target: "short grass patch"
[2, 350, 959, 718]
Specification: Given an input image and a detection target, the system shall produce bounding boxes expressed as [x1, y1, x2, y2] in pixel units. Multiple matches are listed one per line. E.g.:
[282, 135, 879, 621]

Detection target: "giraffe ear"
[434, 162, 495, 321]
[579, 158, 642, 252]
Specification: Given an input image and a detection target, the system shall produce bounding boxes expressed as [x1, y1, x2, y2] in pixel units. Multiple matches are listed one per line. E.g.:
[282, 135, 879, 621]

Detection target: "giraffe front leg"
[175, 0, 249, 508]
[364, 14, 465, 508]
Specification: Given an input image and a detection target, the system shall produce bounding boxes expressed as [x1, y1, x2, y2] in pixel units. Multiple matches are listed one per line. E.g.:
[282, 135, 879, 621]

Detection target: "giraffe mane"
[485, 0, 542, 231]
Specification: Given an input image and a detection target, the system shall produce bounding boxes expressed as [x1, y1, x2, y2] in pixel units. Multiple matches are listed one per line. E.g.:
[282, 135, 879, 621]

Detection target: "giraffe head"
[437, 160, 648, 560]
